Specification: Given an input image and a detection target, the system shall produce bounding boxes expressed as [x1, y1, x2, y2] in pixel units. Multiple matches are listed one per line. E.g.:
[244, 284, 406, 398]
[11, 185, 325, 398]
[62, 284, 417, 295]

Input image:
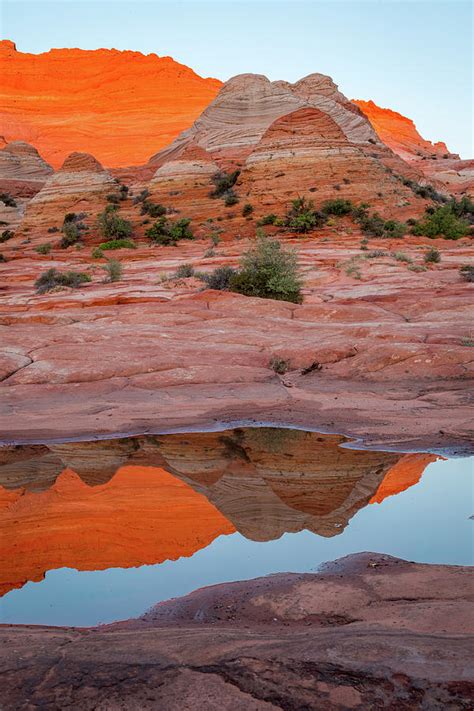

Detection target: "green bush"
[229, 235, 302, 303]
[459, 265, 474, 282]
[98, 238, 136, 250]
[242, 203, 253, 217]
[269, 356, 291, 374]
[412, 204, 470, 240]
[174, 263, 195, 279]
[35, 268, 92, 294]
[392, 251, 412, 264]
[106, 193, 121, 204]
[285, 197, 326, 233]
[199, 265, 237, 290]
[35, 242, 52, 255]
[210, 170, 240, 198]
[140, 200, 167, 218]
[321, 199, 354, 216]
[383, 220, 407, 238]
[97, 207, 133, 240]
[224, 191, 239, 206]
[103, 258, 122, 283]
[60, 221, 81, 248]
[257, 213, 278, 226]
[424, 247, 441, 264]
[91, 247, 104, 259]
[146, 217, 193, 245]
[367, 249, 388, 258]
[133, 188, 150, 204]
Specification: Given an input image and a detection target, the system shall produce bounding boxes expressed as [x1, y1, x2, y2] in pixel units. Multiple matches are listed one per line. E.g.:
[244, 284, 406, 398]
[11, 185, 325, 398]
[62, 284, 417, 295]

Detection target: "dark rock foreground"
[1, 552, 473, 709]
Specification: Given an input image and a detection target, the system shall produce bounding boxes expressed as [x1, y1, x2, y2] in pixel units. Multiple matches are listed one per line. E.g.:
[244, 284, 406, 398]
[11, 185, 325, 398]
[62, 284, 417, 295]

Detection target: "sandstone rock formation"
[0, 40, 221, 168]
[0, 140, 53, 197]
[1, 553, 472, 708]
[355, 99, 474, 196]
[21, 151, 117, 233]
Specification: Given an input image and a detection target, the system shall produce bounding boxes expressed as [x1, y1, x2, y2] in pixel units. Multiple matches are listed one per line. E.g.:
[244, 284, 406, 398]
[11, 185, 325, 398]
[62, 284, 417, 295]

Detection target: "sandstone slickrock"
[356, 98, 474, 197]
[1, 553, 472, 708]
[0, 40, 221, 168]
[21, 151, 117, 234]
[0, 140, 53, 197]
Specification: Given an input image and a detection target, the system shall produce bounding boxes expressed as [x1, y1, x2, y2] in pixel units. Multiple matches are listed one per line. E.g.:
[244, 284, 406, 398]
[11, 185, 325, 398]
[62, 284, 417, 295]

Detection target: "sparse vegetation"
[174, 263, 195, 279]
[224, 192, 239, 206]
[209, 170, 240, 201]
[98, 238, 136, 250]
[140, 200, 167, 218]
[257, 213, 278, 226]
[60, 221, 81, 248]
[269, 356, 291, 374]
[229, 234, 303, 303]
[91, 247, 104, 259]
[459, 265, 474, 282]
[34, 268, 92, 294]
[242, 203, 253, 217]
[35, 242, 52, 255]
[367, 249, 388, 258]
[412, 203, 470, 240]
[146, 216, 194, 245]
[132, 188, 150, 204]
[102, 258, 122, 283]
[97, 206, 133, 240]
[392, 251, 413, 264]
[285, 197, 326, 233]
[47, 226, 59, 233]
[199, 265, 237, 291]
[321, 198, 354, 216]
[424, 247, 441, 264]
[408, 264, 427, 273]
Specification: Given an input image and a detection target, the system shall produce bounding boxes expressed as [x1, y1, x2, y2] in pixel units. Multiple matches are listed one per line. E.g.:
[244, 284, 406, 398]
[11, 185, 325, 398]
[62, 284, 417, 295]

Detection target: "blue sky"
[2, 0, 472, 157]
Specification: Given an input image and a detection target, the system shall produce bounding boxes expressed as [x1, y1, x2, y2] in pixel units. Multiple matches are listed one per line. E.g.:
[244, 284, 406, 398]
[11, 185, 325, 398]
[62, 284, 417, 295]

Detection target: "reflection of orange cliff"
[0, 466, 235, 597]
[370, 453, 438, 504]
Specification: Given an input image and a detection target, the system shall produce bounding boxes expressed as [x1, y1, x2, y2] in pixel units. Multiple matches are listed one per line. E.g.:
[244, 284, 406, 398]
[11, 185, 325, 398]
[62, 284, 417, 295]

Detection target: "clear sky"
[2, 0, 472, 157]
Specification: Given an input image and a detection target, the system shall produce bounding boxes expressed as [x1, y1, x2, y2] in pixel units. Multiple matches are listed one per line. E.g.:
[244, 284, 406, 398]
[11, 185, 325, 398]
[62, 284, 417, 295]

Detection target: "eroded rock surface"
[1, 553, 472, 709]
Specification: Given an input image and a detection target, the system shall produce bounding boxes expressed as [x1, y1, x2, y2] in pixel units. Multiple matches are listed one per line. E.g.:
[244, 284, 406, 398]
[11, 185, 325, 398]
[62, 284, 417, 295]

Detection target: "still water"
[0, 428, 472, 626]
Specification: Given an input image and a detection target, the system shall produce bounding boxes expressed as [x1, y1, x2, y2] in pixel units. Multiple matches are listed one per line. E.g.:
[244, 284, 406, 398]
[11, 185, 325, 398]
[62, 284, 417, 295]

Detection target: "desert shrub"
[229, 235, 302, 303]
[133, 188, 150, 204]
[146, 216, 194, 245]
[269, 356, 291, 374]
[459, 265, 474, 282]
[392, 251, 413, 264]
[91, 247, 104, 259]
[257, 213, 278, 226]
[412, 205, 469, 240]
[210, 170, 240, 198]
[47, 226, 59, 233]
[119, 184, 129, 200]
[60, 221, 81, 248]
[106, 193, 121, 204]
[174, 263, 195, 279]
[0, 229, 14, 243]
[204, 247, 216, 258]
[383, 220, 407, 238]
[200, 265, 237, 290]
[98, 238, 136, 250]
[0, 254, 6, 263]
[97, 207, 133, 240]
[141, 200, 167, 218]
[0, 192, 17, 208]
[34, 268, 91, 294]
[358, 211, 385, 237]
[400, 177, 447, 203]
[345, 264, 362, 279]
[408, 264, 427, 273]
[285, 197, 326, 233]
[242, 203, 253, 217]
[448, 196, 474, 223]
[321, 199, 354, 216]
[224, 191, 239, 206]
[103, 258, 122, 283]
[424, 247, 441, 264]
[367, 249, 388, 258]
[35, 242, 52, 255]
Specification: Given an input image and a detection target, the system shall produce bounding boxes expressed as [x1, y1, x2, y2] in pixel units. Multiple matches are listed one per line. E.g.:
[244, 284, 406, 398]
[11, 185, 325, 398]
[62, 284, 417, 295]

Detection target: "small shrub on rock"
[98, 238, 136, 250]
[412, 204, 470, 240]
[47, 226, 59, 233]
[229, 235, 303, 303]
[146, 217, 193, 245]
[140, 200, 167, 218]
[103, 258, 122, 283]
[174, 263, 195, 279]
[0, 229, 14, 243]
[269, 356, 291, 374]
[97, 207, 133, 240]
[35, 268, 92, 294]
[285, 197, 326, 233]
[210, 170, 240, 199]
[424, 247, 441, 264]
[91, 247, 104, 259]
[257, 213, 278, 226]
[321, 199, 354, 216]
[35, 242, 52, 255]
[200, 265, 237, 291]
[0, 192, 17, 208]
[459, 265, 474, 282]
[242, 203, 253, 217]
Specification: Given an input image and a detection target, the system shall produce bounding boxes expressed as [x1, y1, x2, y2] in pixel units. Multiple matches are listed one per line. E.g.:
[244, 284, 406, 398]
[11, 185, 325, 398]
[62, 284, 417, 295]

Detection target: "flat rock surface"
[1, 553, 473, 709]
